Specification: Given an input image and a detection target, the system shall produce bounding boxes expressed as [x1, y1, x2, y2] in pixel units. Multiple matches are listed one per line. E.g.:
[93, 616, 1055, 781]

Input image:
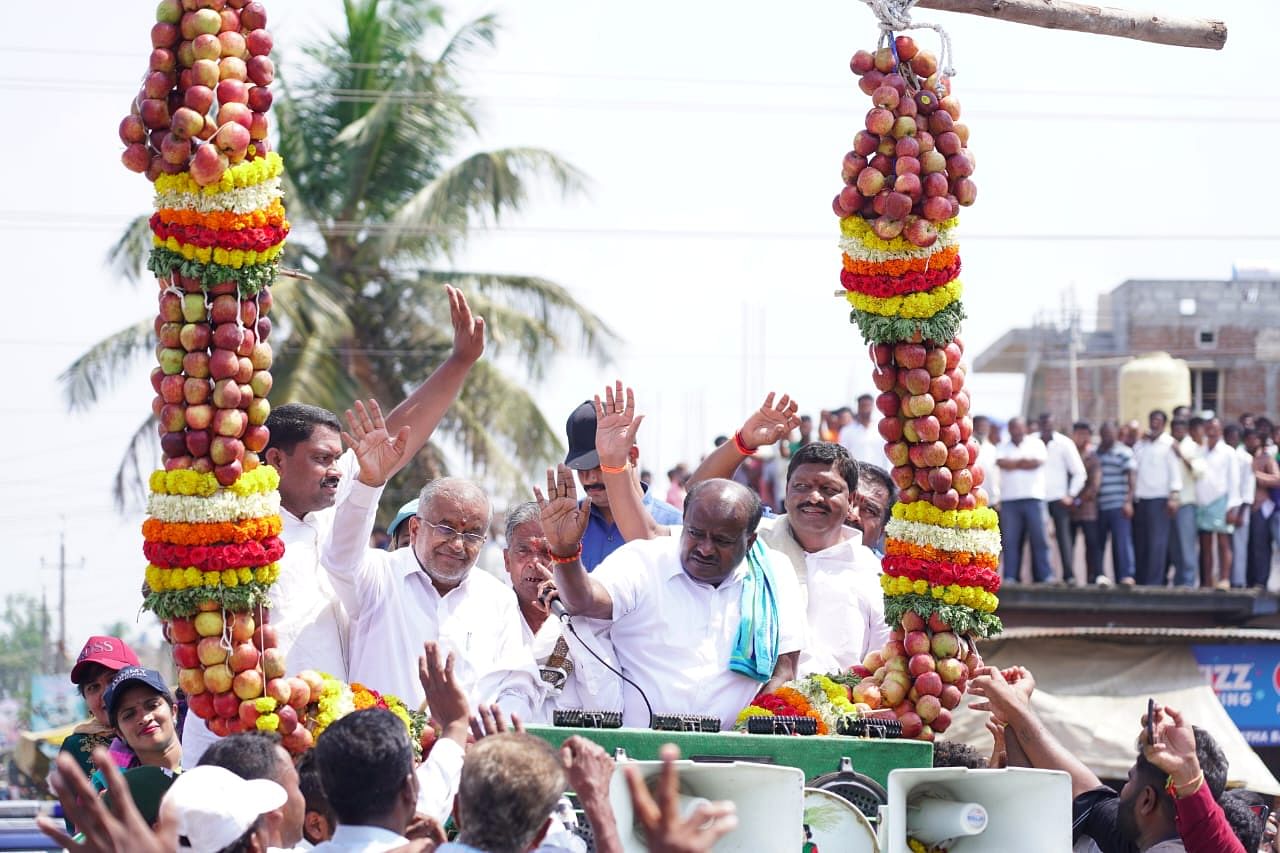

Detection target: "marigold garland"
[883, 594, 1004, 638]
[155, 198, 287, 231]
[881, 556, 1002, 595]
[147, 247, 279, 295]
[884, 538, 999, 569]
[154, 179, 283, 216]
[149, 215, 289, 253]
[840, 259, 960, 298]
[153, 234, 285, 268]
[880, 575, 998, 613]
[147, 491, 282, 525]
[142, 516, 283, 546]
[153, 152, 285, 196]
[841, 244, 959, 276]
[149, 466, 280, 498]
[845, 278, 963, 319]
[840, 213, 959, 251]
[884, 518, 1002, 556]
[309, 673, 356, 740]
[892, 502, 999, 530]
[145, 562, 281, 593]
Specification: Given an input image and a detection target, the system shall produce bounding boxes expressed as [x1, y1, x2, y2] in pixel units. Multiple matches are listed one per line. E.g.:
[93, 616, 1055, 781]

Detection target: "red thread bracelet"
[551, 544, 583, 564]
[733, 431, 757, 456]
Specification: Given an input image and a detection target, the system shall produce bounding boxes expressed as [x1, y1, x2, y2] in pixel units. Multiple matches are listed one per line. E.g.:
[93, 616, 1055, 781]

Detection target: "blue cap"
[104, 666, 173, 723]
[387, 499, 419, 541]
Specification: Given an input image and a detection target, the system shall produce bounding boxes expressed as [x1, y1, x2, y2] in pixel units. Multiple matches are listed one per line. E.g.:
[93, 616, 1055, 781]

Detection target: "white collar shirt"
[1196, 440, 1240, 507]
[519, 612, 623, 718]
[1235, 445, 1256, 506]
[977, 440, 1000, 504]
[757, 517, 889, 674]
[1040, 431, 1087, 501]
[590, 536, 805, 729]
[321, 480, 543, 718]
[995, 436, 1048, 501]
[308, 824, 410, 853]
[1133, 433, 1183, 500]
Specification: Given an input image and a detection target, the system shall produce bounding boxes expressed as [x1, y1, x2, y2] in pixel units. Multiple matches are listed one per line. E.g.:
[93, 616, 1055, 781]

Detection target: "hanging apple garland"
[121, 0, 298, 745]
[833, 32, 1003, 743]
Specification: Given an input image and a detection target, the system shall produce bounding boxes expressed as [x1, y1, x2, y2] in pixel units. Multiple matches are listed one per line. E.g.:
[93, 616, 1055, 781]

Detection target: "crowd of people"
[35, 289, 1279, 852]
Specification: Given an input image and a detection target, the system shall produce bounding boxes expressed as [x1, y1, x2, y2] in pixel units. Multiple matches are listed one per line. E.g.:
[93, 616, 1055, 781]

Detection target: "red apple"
[875, 391, 900, 418]
[262, 647, 287, 679]
[210, 434, 245, 464]
[233, 669, 264, 700]
[891, 465, 915, 490]
[188, 691, 215, 720]
[893, 343, 926, 369]
[229, 642, 259, 673]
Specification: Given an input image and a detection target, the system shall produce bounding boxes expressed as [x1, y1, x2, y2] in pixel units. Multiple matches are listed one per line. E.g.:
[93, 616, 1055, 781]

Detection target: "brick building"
[975, 275, 1280, 424]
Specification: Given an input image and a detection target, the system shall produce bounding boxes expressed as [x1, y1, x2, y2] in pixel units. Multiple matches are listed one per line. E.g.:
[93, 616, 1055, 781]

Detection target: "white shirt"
[520, 611, 622, 718]
[415, 737, 464, 821]
[1197, 440, 1241, 507]
[1235, 444, 1256, 507]
[591, 536, 805, 729]
[1040, 431, 1087, 502]
[995, 436, 1048, 501]
[182, 451, 357, 766]
[309, 824, 409, 853]
[838, 418, 890, 473]
[977, 439, 1000, 505]
[322, 480, 543, 717]
[1133, 433, 1184, 500]
[756, 516, 889, 674]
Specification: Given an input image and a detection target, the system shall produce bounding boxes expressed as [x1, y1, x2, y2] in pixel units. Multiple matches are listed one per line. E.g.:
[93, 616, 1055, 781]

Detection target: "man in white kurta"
[322, 468, 543, 717]
[539, 473, 805, 730]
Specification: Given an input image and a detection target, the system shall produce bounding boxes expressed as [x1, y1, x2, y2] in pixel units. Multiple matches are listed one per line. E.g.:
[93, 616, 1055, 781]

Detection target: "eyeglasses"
[421, 520, 487, 547]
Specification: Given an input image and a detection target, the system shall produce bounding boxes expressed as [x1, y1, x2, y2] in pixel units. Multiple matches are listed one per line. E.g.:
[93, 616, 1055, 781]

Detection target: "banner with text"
[1192, 644, 1280, 746]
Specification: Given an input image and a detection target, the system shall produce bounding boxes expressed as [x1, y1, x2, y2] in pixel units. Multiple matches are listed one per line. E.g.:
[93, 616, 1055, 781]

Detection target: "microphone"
[538, 585, 569, 622]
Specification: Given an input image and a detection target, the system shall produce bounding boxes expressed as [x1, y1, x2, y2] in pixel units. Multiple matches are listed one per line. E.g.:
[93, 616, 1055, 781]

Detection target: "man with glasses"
[321, 401, 543, 717]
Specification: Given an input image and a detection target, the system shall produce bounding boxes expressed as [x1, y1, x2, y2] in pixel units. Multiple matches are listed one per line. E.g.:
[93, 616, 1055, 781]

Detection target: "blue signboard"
[1192, 644, 1280, 746]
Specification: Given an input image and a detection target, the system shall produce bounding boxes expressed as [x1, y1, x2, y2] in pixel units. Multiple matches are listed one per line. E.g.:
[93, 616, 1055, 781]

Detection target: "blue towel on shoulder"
[728, 540, 780, 682]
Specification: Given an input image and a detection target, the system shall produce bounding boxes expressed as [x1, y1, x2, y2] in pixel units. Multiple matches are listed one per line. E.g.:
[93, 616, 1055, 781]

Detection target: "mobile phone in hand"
[1146, 698, 1155, 745]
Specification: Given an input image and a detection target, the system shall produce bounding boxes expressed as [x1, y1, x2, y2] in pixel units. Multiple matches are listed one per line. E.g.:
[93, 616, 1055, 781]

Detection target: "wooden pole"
[913, 0, 1227, 50]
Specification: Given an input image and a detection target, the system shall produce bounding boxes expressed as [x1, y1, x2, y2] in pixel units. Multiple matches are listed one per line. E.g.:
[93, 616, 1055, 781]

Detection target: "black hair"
[1256, 417, 1274, 434]
[265, 403, 342, 454]
[1221, 789, 1267, 852]
[932, 740, 988, 769]
[1133, 724, 1228, 815]
[713, 435, 729, 447]
[1171, 417, 1190, 430]
[857, 463, 895, 525]
[296, 749, 336, 826]
[198, 730, 285, 783]
[1189, 416, 1206, 430]
[1224, 423, 1242, 441]
[856, 393, 873, 403]
[74, 662, 110, 698]
[315, 708, 414, 827]
[833, 406, 853, 417]
[214, 816, 263, 853]
[1072, 421, 1091, 433]
[800, 414, 813, 423]
[683, 479, 764, 535]
[1149, 409, 1169, 423]
[787, 442, 859, 494]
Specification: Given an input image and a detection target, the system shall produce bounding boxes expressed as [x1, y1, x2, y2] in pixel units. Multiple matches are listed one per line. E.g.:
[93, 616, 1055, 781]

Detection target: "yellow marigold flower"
[254, 697, 278, 713]
[256, 714, 280, 732]
[912, 579, 929, 595]
[845, 279, 963, 320]
[238, 568, 253, 584]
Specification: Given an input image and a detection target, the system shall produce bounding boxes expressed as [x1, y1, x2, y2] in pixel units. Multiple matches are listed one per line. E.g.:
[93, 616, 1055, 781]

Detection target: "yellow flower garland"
[840, 214, 959, 251]
[145, 563, 280, 592]
[149, 466, 280, 498]
[880, 574, 999, 612]
[153, 153, 285, 197]
[152, 235, 285, 268]
[891, 502, 1000, 530]
[844, 278, 962, 319]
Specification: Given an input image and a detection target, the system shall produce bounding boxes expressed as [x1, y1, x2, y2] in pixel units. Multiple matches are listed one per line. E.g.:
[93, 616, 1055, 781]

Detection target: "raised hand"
[968, 667, 1022, 724]
[1142, 703, 1201, 791]
[738, 392, 800, 452]
[470, 703, 523, 741]
[446, 285, 486, 365]
[562, 735, 616, 805]
[625, 744, 738, 853]
[1000, 666, 1036, 704]
[418, 642, 469, 743]
[534, 465, 591, 557]
[38, 749, 178, 853]
[595, 381, 645, 470]
[343, 399, 410, 488]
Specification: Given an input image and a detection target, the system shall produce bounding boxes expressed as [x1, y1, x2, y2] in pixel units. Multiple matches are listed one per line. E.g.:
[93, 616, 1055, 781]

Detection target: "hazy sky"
[1, 0, 1277, 648]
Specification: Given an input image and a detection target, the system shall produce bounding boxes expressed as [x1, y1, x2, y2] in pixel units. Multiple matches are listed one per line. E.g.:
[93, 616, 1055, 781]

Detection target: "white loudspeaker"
[877, 767, 1073, 853]
[607, 752, 806, 852]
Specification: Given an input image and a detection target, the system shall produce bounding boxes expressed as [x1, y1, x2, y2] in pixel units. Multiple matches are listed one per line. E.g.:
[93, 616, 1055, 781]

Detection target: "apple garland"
[831, 33, 1002, 743]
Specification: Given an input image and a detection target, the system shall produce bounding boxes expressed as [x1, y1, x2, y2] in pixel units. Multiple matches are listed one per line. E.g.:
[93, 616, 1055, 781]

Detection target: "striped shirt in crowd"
[1096, 442, 1136, 512]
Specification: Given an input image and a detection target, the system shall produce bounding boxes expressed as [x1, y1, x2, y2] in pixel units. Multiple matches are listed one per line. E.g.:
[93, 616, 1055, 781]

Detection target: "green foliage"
[883, 594, 1004, 638]
[67, 0, 612, 509]
[0, 594, 49, 703]
[851, 300, 966, 345]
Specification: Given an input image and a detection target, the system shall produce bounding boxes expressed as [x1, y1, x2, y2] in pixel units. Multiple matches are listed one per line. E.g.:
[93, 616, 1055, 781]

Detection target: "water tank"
[1118, 352, 1190, 425]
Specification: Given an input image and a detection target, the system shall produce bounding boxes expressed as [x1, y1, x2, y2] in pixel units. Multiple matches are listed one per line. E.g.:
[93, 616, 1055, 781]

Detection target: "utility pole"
[42, 531, 76, 673]
[1065, 288, 1082, 424]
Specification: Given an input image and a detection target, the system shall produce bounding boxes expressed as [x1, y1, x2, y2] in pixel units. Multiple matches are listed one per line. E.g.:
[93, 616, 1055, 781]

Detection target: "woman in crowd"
[59, 636, 142, 779]
[92, 666, 183, 792]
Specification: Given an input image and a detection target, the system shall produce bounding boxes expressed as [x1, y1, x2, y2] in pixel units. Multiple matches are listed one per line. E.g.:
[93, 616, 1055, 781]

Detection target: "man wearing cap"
[183, 286, 485, 766]
[321, 402, 542, 716]
[162, 764, 287, 853]
[386, 499, 418, 550]
[563, 398, 681, 570]
[61, 635, 142, 780]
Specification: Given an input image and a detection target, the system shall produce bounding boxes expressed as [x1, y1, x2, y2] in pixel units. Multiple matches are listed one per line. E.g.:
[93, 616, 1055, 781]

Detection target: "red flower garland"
[149, 214, 289, 252]
[143, 536, 285, 571]
[882, 555, 1002, 594]
[839, 258, 961, 297]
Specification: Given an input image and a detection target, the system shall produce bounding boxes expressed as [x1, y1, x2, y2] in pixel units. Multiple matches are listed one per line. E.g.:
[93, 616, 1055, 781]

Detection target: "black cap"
[564, 400, 599, 470]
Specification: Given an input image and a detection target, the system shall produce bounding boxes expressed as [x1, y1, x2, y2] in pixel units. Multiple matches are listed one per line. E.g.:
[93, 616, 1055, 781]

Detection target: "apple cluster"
[150, 282, 274, 485]
[119, 0, 275, 185]
[168, 604, 315, 749]
[849, 611, 983, 741]
[873, 338, 989, 511]
[832, 35, 976, 248]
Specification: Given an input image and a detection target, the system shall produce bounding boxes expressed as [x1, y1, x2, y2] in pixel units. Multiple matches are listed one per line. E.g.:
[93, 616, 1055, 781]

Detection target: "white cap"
[159, 765, 287, 853]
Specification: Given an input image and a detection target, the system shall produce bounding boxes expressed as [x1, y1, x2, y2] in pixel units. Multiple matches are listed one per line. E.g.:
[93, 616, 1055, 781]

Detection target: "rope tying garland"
[860, 0, 957, 89]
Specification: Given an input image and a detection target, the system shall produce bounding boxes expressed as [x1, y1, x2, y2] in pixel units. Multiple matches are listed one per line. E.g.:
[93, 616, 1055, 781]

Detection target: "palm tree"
[65, 0, 613, 510]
